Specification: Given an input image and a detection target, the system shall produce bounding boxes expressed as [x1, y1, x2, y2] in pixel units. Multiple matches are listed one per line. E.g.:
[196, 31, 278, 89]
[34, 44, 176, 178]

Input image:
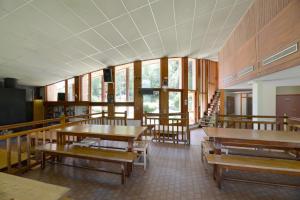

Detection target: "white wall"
[252, 81, 276, 116]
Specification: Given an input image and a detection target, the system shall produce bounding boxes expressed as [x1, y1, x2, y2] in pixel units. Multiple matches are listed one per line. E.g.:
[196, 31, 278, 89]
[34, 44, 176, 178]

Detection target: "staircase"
[199, 90, 221, 127]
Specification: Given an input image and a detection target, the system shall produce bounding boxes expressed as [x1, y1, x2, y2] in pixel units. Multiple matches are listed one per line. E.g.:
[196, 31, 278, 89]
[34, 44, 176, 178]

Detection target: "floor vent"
[223, 75, 235, 84]
[262, 43, 298, 66]
[238, 65, 254, 78]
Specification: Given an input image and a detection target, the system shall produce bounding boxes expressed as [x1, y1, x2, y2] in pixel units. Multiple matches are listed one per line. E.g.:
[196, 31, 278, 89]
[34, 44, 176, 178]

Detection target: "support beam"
[134, 60, 143, 121]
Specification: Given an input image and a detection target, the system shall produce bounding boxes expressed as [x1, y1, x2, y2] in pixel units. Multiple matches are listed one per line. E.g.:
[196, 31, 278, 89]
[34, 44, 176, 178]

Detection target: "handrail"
[0, 112, 102, 132]
[217, 114, 288, 119]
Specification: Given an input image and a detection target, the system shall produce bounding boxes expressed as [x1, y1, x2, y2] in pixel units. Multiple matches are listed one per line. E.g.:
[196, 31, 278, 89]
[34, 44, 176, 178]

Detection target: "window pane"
[143, 92, 160, 113]
[188, 59, 196, 90]
[81, 74, 89, 101]
[91, 106, 107, 118]
[91, 71, 102, 102]
[47, 81, 65, 101]
[169, 92, 181, 113]
[67, 78, 75, 101]
[188, 92, 195, 124]
[168, 58, 181, 89]
[115, 64, 134, 102]
[115, 106, 134, 118]
[142, 60, 160, 88]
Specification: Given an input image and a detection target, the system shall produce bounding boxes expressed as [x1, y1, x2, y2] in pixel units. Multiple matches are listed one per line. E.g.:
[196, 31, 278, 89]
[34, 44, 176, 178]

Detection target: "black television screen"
[0, 88, 26, 125]
[103, 68, 113, 82]
[57, 93, 65, 101]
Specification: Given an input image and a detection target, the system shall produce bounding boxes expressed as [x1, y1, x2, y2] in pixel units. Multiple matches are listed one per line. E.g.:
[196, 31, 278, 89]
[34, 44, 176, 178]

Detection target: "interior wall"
[219, 0, 300, 88]
[276, 86, 300, 95]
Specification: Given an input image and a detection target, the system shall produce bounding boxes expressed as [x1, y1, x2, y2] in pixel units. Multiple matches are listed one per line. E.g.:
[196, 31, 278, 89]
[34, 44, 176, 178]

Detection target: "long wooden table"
[57, 124, 147, 152]
[0, 172, 70, 200]
[203, 127, 300, 158]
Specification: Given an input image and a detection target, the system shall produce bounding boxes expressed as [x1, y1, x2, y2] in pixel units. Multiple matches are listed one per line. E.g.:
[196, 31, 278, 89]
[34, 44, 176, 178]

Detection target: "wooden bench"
[206, 154, 300, 189]
[201, 140, 214, 162]
[37, 143, 137, 184]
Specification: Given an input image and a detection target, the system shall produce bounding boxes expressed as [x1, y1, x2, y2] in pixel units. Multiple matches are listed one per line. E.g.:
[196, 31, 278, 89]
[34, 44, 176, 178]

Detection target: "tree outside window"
[168, 58, 182, 89]
[47, 81, 65, 101]
[115, 64, 134, 102]
[142, 60, 160, 88]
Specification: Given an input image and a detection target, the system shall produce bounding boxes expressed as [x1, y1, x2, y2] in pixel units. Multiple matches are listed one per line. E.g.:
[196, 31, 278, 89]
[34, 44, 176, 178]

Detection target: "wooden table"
[0, 172, 70, 200]
[203, 127, 300, 157]
[57, 124, 147, 151]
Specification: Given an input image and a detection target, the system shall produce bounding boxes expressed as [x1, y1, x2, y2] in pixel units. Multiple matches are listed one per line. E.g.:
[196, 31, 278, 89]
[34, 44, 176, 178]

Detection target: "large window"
[168, 58, 182, 89]
[81, 74, 89, 101]
[115, 64, 134, 102]
[188, 59, 196, 90]
[142, 60, 160, 88]
[169, 92, 181, 113]
[91, 106, 108, 118]
[188, 92, 195, 124]
[143, 92, 159, 113]
[47, 81, 65, 101]
[91, 71, 107, 102]
[67, 78, 75, 101]
[115, 106, 134, 118]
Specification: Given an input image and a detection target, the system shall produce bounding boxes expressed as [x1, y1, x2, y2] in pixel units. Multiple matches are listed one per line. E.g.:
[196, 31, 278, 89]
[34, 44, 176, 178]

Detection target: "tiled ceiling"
[0, 0, 253, 86]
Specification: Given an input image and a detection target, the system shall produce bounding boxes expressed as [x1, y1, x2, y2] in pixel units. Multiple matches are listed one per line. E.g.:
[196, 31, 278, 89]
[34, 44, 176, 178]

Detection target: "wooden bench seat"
[37, 143, 137, 184]
[201, 141, 214, 162]
[206, 154, 300, 189]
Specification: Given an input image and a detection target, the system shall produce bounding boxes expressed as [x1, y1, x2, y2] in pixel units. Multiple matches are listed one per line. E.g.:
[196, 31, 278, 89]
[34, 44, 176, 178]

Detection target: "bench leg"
[127, 163, 133, 177]
[216, 166, 223, 189]
[121, 163, 126, 185]
[201, 143, 204, 162]
[144, 149, 147, 171]
[41, 152, 45, 169]
[213, 165, 217, 180]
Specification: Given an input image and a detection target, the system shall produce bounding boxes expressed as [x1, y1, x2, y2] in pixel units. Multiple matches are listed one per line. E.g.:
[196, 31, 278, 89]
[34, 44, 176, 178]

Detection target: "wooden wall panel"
[134, 61, 143, 120]
[219, 0, 298, 88]
[160, 57, 168, 115]
[181, 57, 188, 114]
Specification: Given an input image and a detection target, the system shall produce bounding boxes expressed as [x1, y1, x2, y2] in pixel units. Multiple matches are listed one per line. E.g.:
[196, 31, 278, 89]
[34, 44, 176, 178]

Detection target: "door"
[226, 96, 235, 115]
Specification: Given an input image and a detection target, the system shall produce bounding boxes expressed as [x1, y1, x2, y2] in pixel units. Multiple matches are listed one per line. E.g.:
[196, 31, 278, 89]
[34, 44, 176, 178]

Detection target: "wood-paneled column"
[195, 59, 201, 121]
[181, 57, 188, 114]
[134, 60, 143, 121]
[74, 76, 80, 102]
[107, 66, 115, 116]
[160, 57, 168, 124]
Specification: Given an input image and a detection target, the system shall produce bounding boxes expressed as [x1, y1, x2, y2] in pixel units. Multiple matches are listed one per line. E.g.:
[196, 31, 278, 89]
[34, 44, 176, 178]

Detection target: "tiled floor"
[22, 129, 300, 200]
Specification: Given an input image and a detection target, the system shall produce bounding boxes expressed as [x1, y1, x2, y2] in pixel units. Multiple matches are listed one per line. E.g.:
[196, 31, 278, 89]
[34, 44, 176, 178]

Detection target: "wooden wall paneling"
[181, 57, 188, 114]
[107, 66, 115, 116]
[219, 89, 225, 115]
[65, 79, 68, 101]
[219, 0, 297, 88]
[195, 59, 200, 121]
[74, 76, 80, 102]
[133, 60, 143, 120]
[258, 0, 300, 75]
[160, 57, 168, 124]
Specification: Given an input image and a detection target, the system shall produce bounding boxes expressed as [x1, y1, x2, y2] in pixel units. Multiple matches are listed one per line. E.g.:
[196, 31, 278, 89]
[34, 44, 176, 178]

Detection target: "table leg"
[128, 140, 133, 152]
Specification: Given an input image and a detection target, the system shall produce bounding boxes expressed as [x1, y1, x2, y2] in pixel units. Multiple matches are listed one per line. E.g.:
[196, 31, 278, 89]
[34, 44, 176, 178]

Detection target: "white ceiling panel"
[0, 0, 253, 85]
[62, 0, 107, 27]
[215, 0, 235, 10]
[122, 0, 148, 11]
[174, 0, 195, 24]
[31, 0, 89, 34]
[209, 6, 232, 30]
[0, 0, 27, 13]
[93, 0, 127, 19]
[131, 6, 157, 36]
[160, 27, 178, 55]
[79, 29, 112, 52]
[112, 14, 141, 42]
[177, 21, 193, 52]
[151, 0, 175, 30]
[94, 22, 126, 47]
[130, 39, 150, 55]
[195, 0, 216, 17]
[144, 32, 163, 51]
[117, 44, 137, 59]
